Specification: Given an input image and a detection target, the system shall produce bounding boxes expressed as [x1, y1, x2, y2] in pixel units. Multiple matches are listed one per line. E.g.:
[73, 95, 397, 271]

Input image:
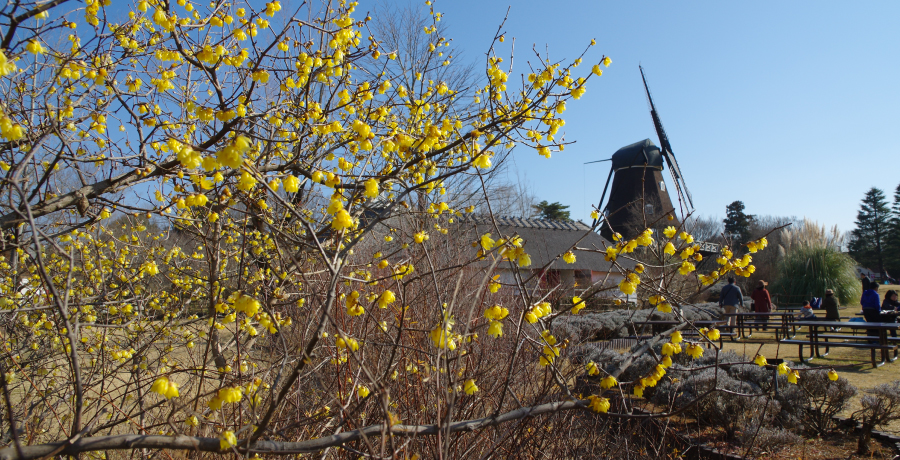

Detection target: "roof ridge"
[466, 215, 592, 231]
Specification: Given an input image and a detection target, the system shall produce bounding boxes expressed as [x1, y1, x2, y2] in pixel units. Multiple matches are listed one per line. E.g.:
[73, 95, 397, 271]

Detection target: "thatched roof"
[465, 217, 637, 272]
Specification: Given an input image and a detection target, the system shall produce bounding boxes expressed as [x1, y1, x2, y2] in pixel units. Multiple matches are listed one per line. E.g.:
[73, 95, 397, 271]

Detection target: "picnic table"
[628, 320, 731, 347]
[781, 321, 900, 368]
[721, 312, 798, 340]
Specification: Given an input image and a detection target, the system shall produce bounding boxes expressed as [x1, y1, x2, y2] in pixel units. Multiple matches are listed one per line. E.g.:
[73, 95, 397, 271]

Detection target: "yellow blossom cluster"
[478, 233, 532, 267]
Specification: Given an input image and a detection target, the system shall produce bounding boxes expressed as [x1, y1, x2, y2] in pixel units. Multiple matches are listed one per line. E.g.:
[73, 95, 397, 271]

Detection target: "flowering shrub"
[0, 0, 814, 458]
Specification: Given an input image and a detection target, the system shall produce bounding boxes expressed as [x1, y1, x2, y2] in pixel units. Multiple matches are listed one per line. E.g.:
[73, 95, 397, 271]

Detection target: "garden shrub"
[854, 380, 900, 454]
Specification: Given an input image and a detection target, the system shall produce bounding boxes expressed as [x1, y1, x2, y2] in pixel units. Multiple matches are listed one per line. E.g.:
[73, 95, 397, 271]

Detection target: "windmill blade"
[583, 158, 612, 165]
[639, 66, 695, 211]
[590, 168, 615, 228]
[665, 152, 694, 209]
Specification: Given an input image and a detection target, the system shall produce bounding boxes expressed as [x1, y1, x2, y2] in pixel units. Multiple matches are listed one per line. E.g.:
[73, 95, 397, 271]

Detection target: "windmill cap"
[611, 139, 664, 171]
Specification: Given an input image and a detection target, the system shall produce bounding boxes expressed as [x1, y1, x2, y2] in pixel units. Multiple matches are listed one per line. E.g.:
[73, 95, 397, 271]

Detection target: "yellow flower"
[754, 354, 767, 367]
[634, 263, 645, 273]
[141, 261, 159, 276]
[517, 252, 531, 267]
[618, 279, 636, 295]
[661, 356, 672, 368]
[413, 231, 428, 244]
[777, 362, 790, 375]
[480, 233, 495, 251]
[663, 226, 677, 238]
[571, 296, 585, 314]
[633, 385, 645, 398]
[787, 370, 799, 384]
[591, 210, 599, 219]
[563, 251, 576, 264]
[25, 39, 45, 55]
[602, 56, 612, 67]
[706, 328, 720, 341]
[364, 178, 379, 198]
[686, 344, 703, 359]
[605, 246, 618, 262]
[600, 375, 618, 390]
[150, 377, 179, 399]
[484, 305, 509, 320]
[377, 290, 396, 308]
[661, 342, 675, 356]
[678, 261, 695, 275]
[283, 174, 299, 193]
[473, 154, 491, 169]
[585, 361, 600, 376]
[335, 336, 359, 351]
[219, 431, 237, 450]
[357, 385, 370, 398]
[587, 395, 610, 413]
[670, 331, 682, 344]
[663, 242, 676, 255]
[657, 302, 672, 313]
[234, 294, 260, 316]
[331, 209, 354, 230]
[464, 379, 479, 395]
[828, 369, 839, 381]
[487, 320, 503, 338]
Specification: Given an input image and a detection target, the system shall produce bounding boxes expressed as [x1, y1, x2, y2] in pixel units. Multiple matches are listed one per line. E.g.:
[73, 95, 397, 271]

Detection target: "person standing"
[719, 277, 744, 332]
[750, 280, 772, 330]
[822, 289, 841, 321]
[862, 273, 872, 292]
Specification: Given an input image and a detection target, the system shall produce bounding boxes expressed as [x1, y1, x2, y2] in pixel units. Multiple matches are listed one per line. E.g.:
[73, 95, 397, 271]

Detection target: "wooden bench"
[782, 320, 900, 367]
[780, 338, 895, 367]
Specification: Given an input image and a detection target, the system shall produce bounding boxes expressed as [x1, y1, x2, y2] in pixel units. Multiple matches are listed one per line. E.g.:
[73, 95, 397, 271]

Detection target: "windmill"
[589, 66, 695, 242]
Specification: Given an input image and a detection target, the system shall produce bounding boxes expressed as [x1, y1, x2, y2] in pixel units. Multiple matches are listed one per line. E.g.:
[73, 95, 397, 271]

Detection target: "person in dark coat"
[822, 289, 841, 321]
[719, 277, 744, 331]
[862, 273, 872, 292]
[882, 290, 900, 311]
[750, 280, 772, 330]
[862, 283, 898, 337]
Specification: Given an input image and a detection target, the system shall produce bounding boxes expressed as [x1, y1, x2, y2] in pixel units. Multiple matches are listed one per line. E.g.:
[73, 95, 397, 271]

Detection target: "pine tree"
[531, 201, 571, 220]
[723, 201, 753, 245]
[848, 187, 890, 278]
[883, 184, 900, 278]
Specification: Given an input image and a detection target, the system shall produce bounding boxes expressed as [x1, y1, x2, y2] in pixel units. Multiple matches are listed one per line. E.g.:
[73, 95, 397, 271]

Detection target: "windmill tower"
[591, 66, 695, 242]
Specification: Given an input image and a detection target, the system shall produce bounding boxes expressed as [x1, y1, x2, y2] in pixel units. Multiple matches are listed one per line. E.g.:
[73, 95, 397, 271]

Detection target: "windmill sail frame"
[640, 66, 694, 214]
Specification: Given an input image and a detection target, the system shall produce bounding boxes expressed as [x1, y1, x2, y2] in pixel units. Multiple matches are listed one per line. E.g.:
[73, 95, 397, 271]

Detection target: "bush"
[553, 302, 742, 343]
[773, 239, 861, 306]
[853, 380, 900, 454]
[741, 426, 802, 457]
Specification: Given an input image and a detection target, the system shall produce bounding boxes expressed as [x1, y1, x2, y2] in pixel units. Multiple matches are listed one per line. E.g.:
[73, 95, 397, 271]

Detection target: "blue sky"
[373, 1, 900, 233]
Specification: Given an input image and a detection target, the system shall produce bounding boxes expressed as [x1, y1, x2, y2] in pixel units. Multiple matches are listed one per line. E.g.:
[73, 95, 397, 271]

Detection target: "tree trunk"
[857, 423, 873, 455]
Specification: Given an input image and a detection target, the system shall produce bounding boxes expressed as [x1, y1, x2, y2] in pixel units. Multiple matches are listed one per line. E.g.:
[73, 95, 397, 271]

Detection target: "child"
[797, 301, 817, 320]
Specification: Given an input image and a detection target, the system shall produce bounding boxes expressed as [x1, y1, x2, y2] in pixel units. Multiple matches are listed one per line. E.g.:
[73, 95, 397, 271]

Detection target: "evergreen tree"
[532, 201, 571, 220]
[723, 201, 753, 244]
[883, 184, 900, 277]
[848, 187, 890, 278]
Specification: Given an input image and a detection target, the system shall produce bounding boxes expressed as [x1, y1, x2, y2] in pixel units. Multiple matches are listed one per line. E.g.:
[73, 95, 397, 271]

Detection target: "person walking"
[822, 289, 841, 321]
[750, 280, 772, 330]
[719, 277, 744, 333]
